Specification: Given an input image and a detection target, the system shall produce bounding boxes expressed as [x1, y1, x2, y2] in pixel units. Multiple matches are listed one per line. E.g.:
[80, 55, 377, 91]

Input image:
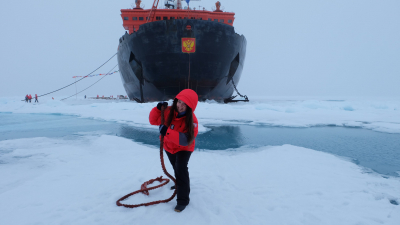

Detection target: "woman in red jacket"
[149, 89, 199, 212]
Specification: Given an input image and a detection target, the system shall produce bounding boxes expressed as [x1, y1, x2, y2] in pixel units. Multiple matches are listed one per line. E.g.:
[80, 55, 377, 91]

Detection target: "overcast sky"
[1, 0, 399, 99]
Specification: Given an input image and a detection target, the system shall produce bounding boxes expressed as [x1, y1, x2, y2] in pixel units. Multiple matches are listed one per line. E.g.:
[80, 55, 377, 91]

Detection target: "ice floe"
[0, 135, 399, 225]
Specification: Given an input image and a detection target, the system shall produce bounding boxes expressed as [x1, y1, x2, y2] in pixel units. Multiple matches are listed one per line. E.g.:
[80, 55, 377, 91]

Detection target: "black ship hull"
[117, 19, 246, 102]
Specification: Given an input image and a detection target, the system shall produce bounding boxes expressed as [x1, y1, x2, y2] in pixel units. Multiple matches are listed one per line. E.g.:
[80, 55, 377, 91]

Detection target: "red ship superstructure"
[121, 0, 235, 34]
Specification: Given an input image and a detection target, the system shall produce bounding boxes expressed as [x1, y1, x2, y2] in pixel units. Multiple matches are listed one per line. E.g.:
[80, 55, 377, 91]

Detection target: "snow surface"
[1, 97, 400, 224]
[0, 135, 399, 225]
[1, 97, 400, 134]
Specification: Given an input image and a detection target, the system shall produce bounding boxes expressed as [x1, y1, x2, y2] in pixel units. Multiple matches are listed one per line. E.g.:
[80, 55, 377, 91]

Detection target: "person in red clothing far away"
[28, 94, 32, 103]
[149, 89, 199, 213]
[34, 94, 39, 103]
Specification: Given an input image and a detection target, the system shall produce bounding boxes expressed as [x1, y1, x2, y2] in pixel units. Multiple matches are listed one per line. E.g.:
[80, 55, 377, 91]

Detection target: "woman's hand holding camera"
[157, 102, 168, 110]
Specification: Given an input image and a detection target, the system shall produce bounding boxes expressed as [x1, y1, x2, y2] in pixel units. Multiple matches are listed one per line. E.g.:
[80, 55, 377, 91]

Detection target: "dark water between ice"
[1, 112, 399, 177]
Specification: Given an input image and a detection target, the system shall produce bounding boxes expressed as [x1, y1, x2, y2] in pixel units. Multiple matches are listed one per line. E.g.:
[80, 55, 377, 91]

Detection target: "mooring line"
[21, 53, 117, 101]
[61, 64, 119, 101]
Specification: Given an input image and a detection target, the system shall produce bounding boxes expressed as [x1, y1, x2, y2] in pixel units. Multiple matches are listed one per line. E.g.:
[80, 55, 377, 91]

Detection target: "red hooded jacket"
[149, 89, 199, 154]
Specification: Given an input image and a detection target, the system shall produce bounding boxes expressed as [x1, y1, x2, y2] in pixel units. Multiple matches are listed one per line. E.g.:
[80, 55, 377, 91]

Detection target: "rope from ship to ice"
[60, 64, 119, 101]
[72, 71, 119, 78]
[21, 53, 117, 101]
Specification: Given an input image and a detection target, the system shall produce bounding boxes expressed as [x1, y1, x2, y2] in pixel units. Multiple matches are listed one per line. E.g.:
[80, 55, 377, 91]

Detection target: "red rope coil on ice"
[116, 106, 177, 208]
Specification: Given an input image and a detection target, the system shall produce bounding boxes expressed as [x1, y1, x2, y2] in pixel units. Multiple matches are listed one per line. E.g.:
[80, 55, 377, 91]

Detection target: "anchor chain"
[232, 78, 248, 100]
[224, 79, 249, 103]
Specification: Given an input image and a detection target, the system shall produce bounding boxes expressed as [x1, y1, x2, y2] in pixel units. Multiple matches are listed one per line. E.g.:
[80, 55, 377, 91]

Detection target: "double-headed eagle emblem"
[182, 38, 196, 53]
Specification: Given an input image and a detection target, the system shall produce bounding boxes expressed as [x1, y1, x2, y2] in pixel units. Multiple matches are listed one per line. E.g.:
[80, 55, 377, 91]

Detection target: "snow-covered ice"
[0, 135, 399, 225]
[0, 97, 399, 224]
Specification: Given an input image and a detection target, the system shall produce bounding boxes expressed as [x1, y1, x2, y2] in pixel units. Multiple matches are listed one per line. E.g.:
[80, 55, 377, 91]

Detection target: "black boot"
[174, 204, 186, 212]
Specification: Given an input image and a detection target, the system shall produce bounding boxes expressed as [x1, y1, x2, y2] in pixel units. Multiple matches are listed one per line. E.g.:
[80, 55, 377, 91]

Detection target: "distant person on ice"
[28, 94, 32, 103]
[34, 94, 38, 103]
[25, 94, 28, 103]
[149, 89, 199, 212]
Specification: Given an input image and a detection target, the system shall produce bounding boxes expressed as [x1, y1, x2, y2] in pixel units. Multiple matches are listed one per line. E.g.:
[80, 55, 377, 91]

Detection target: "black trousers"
[165, 150, 192, 206]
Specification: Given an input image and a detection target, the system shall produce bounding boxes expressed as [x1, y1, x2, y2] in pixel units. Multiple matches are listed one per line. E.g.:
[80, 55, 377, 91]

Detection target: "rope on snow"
[116, 105, 177, 208]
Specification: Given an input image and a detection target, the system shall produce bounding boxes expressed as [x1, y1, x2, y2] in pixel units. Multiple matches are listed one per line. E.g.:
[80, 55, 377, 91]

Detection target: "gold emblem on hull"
[182, 38, 196, 53]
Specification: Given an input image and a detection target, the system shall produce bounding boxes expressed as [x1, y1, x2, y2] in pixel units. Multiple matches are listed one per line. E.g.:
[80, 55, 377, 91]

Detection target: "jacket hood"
[175, 89, 198, 111]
